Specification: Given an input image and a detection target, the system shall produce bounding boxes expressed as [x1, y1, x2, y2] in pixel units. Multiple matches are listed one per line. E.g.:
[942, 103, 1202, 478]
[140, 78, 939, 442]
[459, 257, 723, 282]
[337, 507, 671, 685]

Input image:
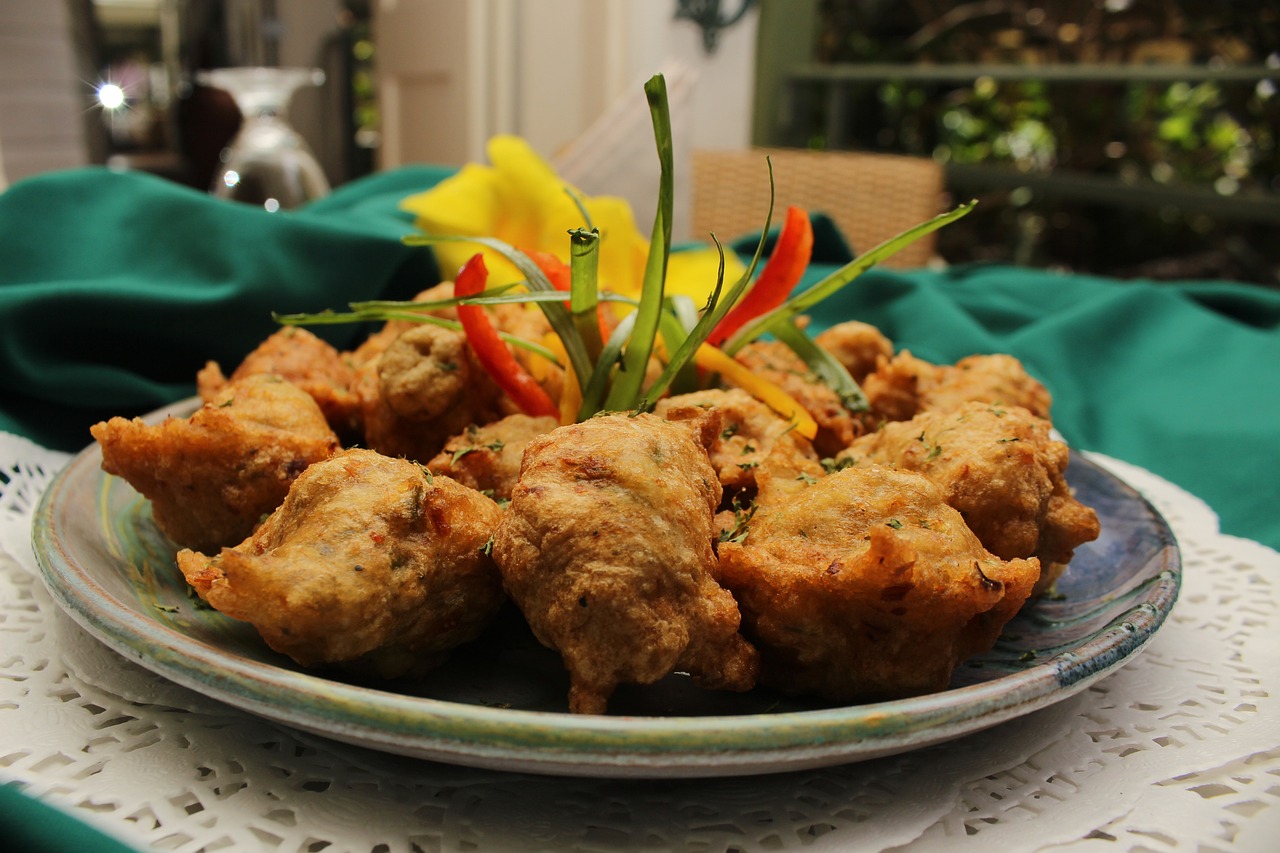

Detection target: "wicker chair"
[690, 148, 947, 269]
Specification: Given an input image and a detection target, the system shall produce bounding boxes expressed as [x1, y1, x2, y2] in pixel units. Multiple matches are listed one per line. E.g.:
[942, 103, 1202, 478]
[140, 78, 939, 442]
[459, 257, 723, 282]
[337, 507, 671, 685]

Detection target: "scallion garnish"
[273, 71, 974, 437]
[602, 75, 675, 412]
[720, 201, 977, 355]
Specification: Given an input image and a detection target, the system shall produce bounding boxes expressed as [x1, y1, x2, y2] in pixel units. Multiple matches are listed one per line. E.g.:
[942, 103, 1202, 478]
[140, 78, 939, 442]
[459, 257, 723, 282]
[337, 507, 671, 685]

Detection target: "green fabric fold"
[0, 165, 449, 448]
[803, 264, 1280, 552]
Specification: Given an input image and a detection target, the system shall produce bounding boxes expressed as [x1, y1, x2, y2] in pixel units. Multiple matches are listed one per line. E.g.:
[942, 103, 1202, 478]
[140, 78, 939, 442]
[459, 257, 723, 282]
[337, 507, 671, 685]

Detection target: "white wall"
[618, 0, 759, 155]
[553, 0, 761, 239]
[374, 0, 759, 239]
[0, 2, 91, 190]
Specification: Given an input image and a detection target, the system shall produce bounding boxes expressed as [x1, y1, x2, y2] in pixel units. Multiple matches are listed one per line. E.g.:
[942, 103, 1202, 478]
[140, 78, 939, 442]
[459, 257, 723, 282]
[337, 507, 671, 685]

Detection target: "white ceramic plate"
[32, 399, 1179, 778]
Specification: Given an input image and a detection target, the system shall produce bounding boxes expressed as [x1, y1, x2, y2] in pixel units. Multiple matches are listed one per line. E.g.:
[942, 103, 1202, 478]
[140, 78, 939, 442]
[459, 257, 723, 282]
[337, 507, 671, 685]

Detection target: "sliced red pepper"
[706, 205, 814, 348]
[524, 249, 572, 292]
[454, 253, 559, 418]
[524, 247, 610, 344]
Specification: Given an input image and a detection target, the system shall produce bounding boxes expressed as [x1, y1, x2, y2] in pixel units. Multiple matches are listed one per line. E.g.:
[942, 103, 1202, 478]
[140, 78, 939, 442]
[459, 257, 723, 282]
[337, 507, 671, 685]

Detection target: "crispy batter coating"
[347, 282, 458, 368]
[197, 327, 361, 438]
[655, 388, 819, 494]
[814, 320, 894, 384]
[864, 350, 1053, 423]
[492, 412, 758, 714]
[356, 323, 511, 463]
[717, 461, 1040, 702]
[91, 375, 340, 554]
[427, 413, 559, 501]
[492, 301, 554, 344]
[842, 402, 1099, 594]
[97, 292, 1104, 709]
[733, 341, 863, 456]
[176, 448, 505, 677]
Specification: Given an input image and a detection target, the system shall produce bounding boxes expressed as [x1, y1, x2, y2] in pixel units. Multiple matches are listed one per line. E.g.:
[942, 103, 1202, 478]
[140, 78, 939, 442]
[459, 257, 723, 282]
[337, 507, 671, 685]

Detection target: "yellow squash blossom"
[399, 135, 742, 308]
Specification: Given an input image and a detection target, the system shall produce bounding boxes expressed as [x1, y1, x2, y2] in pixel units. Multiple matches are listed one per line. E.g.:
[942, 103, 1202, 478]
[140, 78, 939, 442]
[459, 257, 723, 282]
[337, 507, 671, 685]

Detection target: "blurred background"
[1, 0, 1277, 285]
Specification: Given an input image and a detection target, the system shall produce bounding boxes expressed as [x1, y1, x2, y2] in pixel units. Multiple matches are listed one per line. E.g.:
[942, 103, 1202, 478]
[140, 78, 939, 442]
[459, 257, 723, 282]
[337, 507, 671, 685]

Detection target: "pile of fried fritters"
[92, 287, 1099, 714]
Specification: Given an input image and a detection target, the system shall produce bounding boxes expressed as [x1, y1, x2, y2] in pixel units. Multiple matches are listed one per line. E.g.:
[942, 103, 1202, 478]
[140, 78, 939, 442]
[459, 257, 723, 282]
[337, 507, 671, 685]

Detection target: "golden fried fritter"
[91, 375, 340, 554]
[928, 353, 1053, 419]
[176, 448, 505, 677]
[814, 320, 894, 384]
[655, 388, 820, 493]
[733, 341, 864, 456]
[356, 323, 512, 463]
[196, 327, 361, 438]
[842, 402, 1099, 594]
[492, 301, 554, 344]
[717, 462, 1040, 702]
[427, 413, 559, 501]
[492, 411, 758, 714]
[863, 350, 1053, 423]
[347, 282, 458, 368]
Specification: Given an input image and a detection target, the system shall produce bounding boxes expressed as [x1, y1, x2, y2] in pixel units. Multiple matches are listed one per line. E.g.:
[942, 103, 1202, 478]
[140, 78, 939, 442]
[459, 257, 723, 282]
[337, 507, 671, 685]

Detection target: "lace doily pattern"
[2, 433, 1277, 852]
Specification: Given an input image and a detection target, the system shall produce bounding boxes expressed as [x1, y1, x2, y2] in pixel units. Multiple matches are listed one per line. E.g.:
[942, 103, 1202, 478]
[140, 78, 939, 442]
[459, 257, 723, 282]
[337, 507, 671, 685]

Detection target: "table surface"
[3, 430, 1277, 853]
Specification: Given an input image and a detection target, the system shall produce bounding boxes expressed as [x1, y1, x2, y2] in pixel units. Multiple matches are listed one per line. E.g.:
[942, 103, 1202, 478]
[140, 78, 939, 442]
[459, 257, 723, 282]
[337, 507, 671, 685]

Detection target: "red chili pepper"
[454, 253, 559, 418]
[706, 205, 814, 348]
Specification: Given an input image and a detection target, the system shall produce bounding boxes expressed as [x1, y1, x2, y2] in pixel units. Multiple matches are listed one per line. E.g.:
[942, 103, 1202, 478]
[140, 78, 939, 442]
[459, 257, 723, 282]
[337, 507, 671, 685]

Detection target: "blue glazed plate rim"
[31, 399, 1180, 777]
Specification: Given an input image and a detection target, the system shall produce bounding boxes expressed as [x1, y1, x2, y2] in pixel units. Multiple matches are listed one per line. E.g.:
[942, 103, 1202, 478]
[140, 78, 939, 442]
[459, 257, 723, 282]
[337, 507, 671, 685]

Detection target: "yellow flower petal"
[400, 162, 499, 234]
[400, 135, 747, 311]
[665, 246, 747, 307]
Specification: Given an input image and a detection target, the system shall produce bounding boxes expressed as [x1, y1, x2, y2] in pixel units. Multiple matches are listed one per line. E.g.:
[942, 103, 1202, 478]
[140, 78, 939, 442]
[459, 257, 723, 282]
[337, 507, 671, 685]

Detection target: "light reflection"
[97, 83, 126, 110]
[222, 170, 241, 188]
[263, 198, 281, 212]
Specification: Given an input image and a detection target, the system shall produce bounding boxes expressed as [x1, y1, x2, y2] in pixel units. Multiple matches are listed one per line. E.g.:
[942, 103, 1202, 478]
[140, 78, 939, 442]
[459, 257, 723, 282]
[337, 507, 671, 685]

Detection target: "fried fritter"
[176, 448, 505, 677]
[427, 413, 559, 501]
[717, 460, 1040, 702]
[196, 327, 361, 438]
[91, 375, 340, 554]
[733, 341, 864, 456]
[347, 282, 459, 368]
[655, 388, 820, 494]
[356, 323, 512, 463]
[841, 402, 1099, 594]
[814, 320, 894, 384]
[863, 350, 1053, 423]
[492, 411, 759, 714]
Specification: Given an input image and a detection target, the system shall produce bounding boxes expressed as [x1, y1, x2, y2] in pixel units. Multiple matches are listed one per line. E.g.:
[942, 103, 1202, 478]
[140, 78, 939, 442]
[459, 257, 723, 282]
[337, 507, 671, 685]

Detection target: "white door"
[373, 0, 759, 238]
[373, 0, 625, 168]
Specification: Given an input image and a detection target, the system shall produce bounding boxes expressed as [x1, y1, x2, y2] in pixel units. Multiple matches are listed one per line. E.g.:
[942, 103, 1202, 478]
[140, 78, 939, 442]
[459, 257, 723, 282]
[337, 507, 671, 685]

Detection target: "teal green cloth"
[3, 165, 1279, 558]
[0, 784, 139, 853]
[0, 165, 448, 450]
[806, 264, 1280, 555]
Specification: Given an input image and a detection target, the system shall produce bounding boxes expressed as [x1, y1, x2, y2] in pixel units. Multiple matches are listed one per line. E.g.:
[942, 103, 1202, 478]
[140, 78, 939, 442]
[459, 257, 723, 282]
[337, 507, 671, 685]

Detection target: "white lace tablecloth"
[2, 430, 1278, 852]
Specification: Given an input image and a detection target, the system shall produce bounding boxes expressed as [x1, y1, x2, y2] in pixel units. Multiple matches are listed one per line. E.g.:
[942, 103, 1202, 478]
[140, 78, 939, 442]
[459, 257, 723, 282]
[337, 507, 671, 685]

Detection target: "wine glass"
[199, 67, 330, 211]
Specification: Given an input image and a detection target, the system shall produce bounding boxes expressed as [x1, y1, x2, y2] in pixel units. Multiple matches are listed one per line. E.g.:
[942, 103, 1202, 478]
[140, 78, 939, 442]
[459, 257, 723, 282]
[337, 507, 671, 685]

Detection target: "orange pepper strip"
[706, 205, 814, 348]
[524, 248, 611, 343]
[692, 343, 818, 440]
[455, 253, 559, 418]
[524, 249, 572, 291]
[540, 332, 581, 425]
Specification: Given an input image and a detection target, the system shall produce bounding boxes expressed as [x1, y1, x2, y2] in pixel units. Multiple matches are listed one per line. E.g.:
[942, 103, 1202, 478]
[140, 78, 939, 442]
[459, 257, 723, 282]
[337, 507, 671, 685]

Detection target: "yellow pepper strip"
[693, 344, 819, 440]
[539, 332, 581, 426]
[527, 330, 558, 383]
